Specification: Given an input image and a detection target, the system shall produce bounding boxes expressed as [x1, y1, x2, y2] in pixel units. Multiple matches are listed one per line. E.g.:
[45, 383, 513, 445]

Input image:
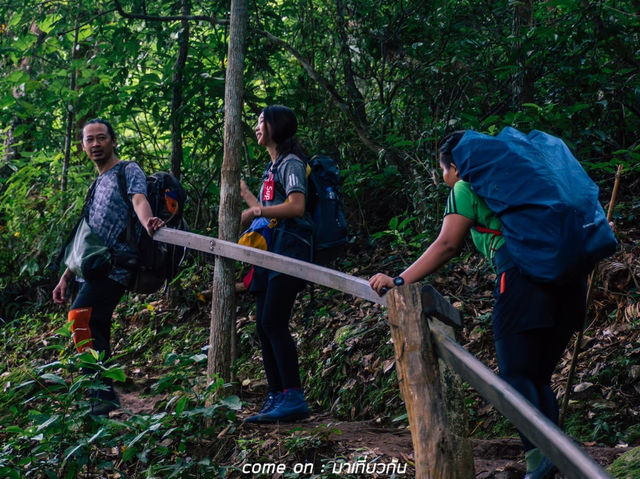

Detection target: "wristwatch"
[393, 276, 405, 287]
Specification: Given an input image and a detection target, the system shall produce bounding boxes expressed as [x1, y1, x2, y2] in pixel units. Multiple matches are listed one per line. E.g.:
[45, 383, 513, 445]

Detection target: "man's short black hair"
[438, 130, 466, 167]
[83, 118, 116, 140]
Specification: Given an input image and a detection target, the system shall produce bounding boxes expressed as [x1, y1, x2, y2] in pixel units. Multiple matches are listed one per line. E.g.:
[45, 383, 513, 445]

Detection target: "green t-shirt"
[444, 180, 504, 265]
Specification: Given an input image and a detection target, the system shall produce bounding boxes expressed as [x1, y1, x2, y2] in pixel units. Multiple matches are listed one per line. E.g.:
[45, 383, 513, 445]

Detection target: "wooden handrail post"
[431, 321, 476, 478]
[387, 284, 457, 479]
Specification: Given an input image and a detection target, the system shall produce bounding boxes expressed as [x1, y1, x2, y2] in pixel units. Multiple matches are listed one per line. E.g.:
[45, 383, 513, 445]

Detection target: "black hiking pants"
[493, 267, 587, 452]
[69, 277, 126, 399]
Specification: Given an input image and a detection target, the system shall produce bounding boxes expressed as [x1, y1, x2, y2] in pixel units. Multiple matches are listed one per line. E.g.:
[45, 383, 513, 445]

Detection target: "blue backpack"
[452, 127, 617, 282]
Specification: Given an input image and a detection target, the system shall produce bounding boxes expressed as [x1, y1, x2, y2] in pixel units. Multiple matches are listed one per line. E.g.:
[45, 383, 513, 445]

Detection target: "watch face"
[394, 276, 404, 286]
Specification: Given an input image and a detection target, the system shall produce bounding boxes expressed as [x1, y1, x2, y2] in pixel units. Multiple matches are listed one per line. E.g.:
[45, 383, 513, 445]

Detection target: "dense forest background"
[1, 0, 639, 477]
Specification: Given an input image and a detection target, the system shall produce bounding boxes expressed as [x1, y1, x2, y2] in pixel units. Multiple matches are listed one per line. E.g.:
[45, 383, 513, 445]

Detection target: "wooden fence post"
[432, 321, 476, 478]
[387, 284, 457, 479]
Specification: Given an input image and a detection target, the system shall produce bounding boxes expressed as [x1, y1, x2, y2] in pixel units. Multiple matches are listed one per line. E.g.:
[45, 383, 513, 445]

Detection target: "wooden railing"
[155, 228, 612, 479]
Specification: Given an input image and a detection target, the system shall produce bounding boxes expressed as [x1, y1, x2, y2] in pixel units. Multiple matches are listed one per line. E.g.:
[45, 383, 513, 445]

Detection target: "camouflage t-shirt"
[86, 161, 147, 285]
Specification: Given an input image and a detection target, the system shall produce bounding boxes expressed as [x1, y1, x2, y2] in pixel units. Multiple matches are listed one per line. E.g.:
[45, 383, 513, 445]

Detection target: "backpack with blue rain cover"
[452, 127, 617, 282]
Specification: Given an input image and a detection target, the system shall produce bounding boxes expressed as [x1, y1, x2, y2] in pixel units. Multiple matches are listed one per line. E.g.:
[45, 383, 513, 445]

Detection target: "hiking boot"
[89, 387, 121, 416]
[250, 389, 310, 423]
[244, 391, 283, 423]
[523, 457, 556, 479]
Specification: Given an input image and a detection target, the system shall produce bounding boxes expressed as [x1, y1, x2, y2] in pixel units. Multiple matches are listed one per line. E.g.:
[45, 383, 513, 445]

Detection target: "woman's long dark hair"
[262, 105, 307, 159]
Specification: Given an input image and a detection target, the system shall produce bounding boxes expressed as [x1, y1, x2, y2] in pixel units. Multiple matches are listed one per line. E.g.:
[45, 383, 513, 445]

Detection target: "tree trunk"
[512, 0, 535, 106]
[169, 0, 190, 180]
[207, 0, 247, 385]
[335, 0, 368, 131]
[62, 0, 81, 194]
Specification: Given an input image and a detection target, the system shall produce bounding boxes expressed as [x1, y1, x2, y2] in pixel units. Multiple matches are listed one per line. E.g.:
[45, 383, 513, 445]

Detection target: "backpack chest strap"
[473, 225, 502, 236]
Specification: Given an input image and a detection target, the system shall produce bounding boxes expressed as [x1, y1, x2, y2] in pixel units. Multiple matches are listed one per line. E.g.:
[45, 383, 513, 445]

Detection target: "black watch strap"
[393, 276, 405, 287]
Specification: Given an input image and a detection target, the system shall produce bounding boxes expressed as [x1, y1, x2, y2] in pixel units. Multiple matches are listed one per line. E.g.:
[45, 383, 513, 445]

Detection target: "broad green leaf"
[64, 444, 84, 462]
[77, 24, 93, 42]
[39, 374, 66, 385]
[15, 380, 36, 390]
[190, 353, 207, 363]
[127, 430, 149, 448]
[0, 96, 16, 109]
[88, 428, 106, 444]
[36, 414, 60, 432]
[37, 15, 62, 34]
[35, 361, 63, 372]
[6, 70, 29, 84]
[220, 395, 242, 411]
[102, 367, 126, 383]
[122, 446, 137, 461]
[175, 396, 188, 415]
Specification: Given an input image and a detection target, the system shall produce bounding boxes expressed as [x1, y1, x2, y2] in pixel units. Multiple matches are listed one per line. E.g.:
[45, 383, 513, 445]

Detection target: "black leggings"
[255, 274, 303, 392]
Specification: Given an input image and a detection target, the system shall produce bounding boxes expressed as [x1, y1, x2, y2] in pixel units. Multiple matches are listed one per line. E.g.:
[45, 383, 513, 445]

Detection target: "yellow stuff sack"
[238, 217, 275, 251]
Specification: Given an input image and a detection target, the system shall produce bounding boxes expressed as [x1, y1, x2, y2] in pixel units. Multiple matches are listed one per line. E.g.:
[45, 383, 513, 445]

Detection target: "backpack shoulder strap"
[116, 161, 133, 208]
[114, 161, 138, 245]
[80, 176, 99, 217]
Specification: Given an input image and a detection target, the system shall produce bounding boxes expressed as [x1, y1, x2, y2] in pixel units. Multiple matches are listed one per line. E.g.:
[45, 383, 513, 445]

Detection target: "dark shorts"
[492, 268, 587, 341]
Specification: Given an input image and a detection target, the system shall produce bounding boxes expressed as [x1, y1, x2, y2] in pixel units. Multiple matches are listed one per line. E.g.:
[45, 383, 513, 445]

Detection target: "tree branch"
[256, 28, 406, 164]
[113, 0, 228, 26]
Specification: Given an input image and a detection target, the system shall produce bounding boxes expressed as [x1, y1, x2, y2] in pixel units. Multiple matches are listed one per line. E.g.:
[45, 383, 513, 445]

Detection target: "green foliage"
[0, 309, 239, 479]
[371, 213, 428, 252]
[2, 0, 638, 287]
[608, 446, 640, 479]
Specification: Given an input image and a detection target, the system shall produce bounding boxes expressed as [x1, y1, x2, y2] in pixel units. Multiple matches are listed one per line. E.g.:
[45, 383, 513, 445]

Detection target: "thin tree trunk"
[512, 0, 535, 106]
[335, 0, 367, 130]
[207, 0, 247, 384]
[170, 0, 190, 180]
[2, 124, 15, 164]
[62, 0, 81, 193]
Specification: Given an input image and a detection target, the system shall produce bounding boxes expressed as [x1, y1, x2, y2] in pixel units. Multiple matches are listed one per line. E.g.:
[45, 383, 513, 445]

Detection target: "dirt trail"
[241, 415, 627, 478]
[114, 389, 627, 478]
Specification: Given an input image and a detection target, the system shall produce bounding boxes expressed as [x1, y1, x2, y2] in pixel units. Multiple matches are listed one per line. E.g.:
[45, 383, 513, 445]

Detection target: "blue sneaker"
[252, 389, 310, 423]
[523, 457, 556, 479]
[244, 391, 283, 423]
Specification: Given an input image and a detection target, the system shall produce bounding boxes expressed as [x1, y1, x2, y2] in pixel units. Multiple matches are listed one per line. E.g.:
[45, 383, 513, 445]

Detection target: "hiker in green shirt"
[370, 131, 587, 479]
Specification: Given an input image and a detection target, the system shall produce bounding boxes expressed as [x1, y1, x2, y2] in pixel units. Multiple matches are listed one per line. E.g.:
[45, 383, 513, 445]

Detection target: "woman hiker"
[240, 105, 313, 423]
